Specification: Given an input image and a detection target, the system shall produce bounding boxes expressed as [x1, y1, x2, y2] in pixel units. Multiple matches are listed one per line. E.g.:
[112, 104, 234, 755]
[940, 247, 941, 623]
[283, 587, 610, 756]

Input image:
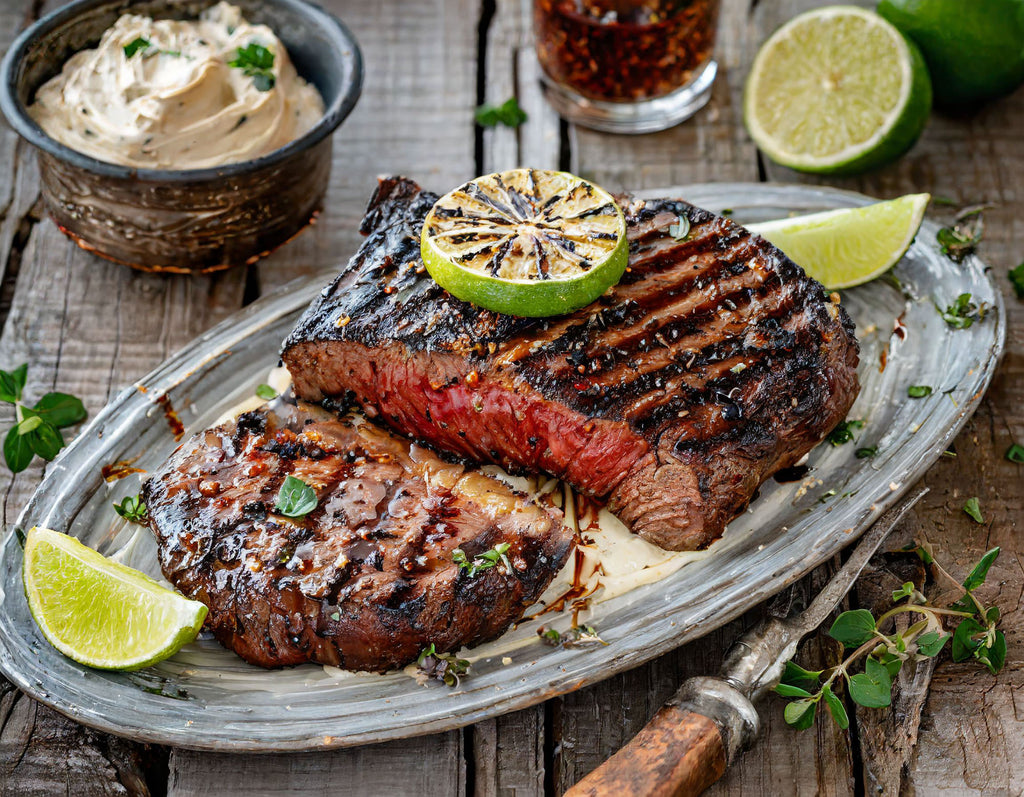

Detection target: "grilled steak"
[282, 176, 860, 551]
[142, 400, 570, 670]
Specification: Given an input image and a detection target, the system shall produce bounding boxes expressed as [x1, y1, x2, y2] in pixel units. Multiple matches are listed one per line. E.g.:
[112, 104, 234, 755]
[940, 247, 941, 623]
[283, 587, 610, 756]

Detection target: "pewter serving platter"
[0, 184, 1005, 751]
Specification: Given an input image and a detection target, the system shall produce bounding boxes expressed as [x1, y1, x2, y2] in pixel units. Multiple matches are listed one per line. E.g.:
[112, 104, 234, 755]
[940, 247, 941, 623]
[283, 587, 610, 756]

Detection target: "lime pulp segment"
[23, 527, 207, 671]
[747, 193, 930, 290]
[744, 6, 932, 175]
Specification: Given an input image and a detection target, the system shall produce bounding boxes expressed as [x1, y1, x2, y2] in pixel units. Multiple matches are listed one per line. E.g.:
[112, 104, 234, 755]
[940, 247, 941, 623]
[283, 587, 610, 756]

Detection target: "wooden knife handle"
[564, 677, 759, 797]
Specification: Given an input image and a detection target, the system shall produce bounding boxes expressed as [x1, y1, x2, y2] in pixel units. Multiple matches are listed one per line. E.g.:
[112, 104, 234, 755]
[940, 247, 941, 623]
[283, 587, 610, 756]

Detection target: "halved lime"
[744, 6, 932, 175]
[420, 169, 628, 317]
[23, 527, 207, 671]
[748, 193, 930, 289]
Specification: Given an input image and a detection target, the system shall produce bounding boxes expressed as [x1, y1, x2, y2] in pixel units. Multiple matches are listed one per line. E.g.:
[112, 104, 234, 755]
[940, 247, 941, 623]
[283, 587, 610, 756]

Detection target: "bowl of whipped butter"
[0, 0, 362, 272]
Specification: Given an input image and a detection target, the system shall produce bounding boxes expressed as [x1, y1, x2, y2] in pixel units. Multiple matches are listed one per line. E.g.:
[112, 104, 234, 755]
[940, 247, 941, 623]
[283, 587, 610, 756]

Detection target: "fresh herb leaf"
[892, 581, 915, 602]
[827, 419, 864, 446]
[0, 364, 27, 404]
[951, 616, 985, 661]
[848, 657, 892, 708]
[907, 385, 932, 398]
[123, 37, 152, 57]
[1005, 443, 1024, 464]
[229, 43, 276, 91]
[855, 446, 878, 459]
[474, 96, 527, 128]
[962, 547, 999, 591]
[821, 683, 849, 729]
[775, 682, 814, 698]
[977, 630, 1007, 674]
[780, 660, 823, 692]
[963, 497, 984, 524]
[936, 206, 984, 262]
[274, 474, 317, 518]
[829, 609, 877, 647]
[30, 392, 87, 427]
[453, 542, 511, 578]
[916, 630, 948, 657]
[668, 215, 691, 241]
[416, 643, 470, 687]
[27, 421, 64, 461]
[113, 494, 148, 524]
[1009, 261, 1024, 299]
[537, 623, 606, 648]
[783, 699, 817, 730]
[3, 426, 33, 473]
[255, 383, 278, 400]
[937, 293, 982, 329]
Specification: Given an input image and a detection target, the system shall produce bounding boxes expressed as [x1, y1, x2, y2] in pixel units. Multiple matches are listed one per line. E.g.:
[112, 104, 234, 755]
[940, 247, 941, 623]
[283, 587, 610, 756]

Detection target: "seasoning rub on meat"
[143, 400, 571, 670]
[282, 176, 860, 552]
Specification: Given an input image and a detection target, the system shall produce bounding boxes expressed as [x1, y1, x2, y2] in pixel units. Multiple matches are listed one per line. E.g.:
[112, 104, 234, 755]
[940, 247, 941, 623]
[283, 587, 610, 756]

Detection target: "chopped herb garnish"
[452, 542, 511, 578]
[1, 364, 87, 474]
[123, 37, 151, 57]
[255, 383, 278, 400]
[668, 215, 691, 241]
[907, 385, 933, 398]
[963, 497, 984, 524]
[855, 446, 878, 459]
[228, 43, 276, 91]
[936, 206, 985, 262]
[777, 545, 1004, 730]
[937, 293, 983, 329]
[474, 97, 527, 128]
[1008, 261, 1024, 299]
[827, 419, 863, 446]
[273, 474, 317, 518]
[538, 624, 607, 648]
[113, 494, 148, 524]
[1006, 443, 1024, 464]
[416, 643, 470, 687]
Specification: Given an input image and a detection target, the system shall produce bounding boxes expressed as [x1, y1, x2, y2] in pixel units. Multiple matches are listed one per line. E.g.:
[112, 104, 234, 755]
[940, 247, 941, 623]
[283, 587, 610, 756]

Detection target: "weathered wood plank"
[168, 733, 465, 797]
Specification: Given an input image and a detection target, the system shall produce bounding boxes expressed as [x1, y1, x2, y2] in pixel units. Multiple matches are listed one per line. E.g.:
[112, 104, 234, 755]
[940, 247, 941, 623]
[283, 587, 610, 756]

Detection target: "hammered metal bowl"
[0, 0, 363, 273]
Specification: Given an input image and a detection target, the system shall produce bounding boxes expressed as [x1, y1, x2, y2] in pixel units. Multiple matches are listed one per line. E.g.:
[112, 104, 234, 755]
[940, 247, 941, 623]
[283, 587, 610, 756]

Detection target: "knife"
[565, 485, 928, 797]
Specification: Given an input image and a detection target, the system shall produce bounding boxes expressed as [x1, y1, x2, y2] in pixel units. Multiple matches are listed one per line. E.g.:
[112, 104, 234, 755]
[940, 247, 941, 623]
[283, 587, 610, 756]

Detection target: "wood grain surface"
[0, 0, 1021, 794]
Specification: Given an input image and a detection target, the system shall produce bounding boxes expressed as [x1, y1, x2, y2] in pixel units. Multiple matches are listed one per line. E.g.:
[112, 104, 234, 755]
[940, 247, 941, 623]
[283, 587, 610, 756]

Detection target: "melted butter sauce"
[29, 2, 323, 169]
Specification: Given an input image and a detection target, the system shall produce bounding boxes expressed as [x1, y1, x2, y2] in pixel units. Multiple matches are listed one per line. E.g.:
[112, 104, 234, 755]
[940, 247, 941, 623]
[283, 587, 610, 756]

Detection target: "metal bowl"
[0, 0, 363, 273]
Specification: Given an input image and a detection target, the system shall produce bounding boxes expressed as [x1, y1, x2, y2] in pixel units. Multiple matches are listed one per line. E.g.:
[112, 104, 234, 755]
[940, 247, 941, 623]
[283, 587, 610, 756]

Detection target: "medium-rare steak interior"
[142, 400, 571, 671]
[282, 176, 860, 551]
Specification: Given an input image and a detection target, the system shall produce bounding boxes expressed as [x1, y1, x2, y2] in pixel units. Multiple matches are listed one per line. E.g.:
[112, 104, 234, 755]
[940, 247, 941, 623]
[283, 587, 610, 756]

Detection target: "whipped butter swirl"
[29, 2, 324, 169]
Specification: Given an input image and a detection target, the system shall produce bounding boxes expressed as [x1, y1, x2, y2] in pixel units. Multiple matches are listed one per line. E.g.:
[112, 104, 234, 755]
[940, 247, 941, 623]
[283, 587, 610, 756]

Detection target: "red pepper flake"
[573, 381, 589, 391]
[534, 0, 718, 102]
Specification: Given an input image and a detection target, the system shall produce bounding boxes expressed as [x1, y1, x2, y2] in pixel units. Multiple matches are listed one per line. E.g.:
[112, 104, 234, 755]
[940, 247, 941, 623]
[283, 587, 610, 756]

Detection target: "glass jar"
[534, 0, 721, 133]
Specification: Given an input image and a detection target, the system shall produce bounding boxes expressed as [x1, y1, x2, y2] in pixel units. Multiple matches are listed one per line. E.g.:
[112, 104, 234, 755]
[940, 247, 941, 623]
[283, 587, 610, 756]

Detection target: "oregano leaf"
[821, 683, 849, 730]
[963, 547, 999, 591]
[828, 609, 877, 648]
[775, 683, 813, 698]
[783, 699, 816, 730]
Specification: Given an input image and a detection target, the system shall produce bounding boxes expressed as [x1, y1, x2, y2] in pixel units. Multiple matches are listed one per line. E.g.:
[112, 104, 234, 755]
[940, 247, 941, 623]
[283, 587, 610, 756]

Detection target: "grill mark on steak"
[281, 177, 860, 551]
[142, 401, 571, 671]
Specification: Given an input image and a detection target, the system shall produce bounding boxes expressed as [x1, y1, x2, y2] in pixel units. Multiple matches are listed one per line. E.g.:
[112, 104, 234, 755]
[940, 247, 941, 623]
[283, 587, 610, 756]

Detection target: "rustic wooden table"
[1, 0, 1021, 794]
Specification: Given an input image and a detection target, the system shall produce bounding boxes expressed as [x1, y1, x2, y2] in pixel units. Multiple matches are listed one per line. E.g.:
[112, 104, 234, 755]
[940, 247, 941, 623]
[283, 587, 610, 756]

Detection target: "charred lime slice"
[420, 169, 628, 317]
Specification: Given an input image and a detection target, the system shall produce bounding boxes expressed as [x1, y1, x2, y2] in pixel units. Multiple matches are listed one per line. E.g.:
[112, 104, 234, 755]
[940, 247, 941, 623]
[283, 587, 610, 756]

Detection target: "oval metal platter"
[0, 183, 1005, 751]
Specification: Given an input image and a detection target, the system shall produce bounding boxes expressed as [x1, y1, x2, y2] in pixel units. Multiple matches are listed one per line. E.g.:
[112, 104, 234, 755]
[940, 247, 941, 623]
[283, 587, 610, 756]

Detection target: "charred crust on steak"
[281, 177, 861, 553]
[143, 401, 571, 671]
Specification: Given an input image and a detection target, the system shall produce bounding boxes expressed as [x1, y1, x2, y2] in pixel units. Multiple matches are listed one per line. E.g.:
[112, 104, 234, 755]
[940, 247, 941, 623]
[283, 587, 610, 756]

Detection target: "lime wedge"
[421, 169, 628, 317]
[23, 527, 207, 671]
[744, 6, 932, 175]
[748, 194, 930, 290]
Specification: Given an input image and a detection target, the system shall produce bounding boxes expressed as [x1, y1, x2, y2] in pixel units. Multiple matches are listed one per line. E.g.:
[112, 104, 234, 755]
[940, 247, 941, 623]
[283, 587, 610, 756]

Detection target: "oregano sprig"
[777, 545, 1004, 730]
[1, 364, 87, 474]
[415, 643, 470, 687]
[452, 542, 511, 577]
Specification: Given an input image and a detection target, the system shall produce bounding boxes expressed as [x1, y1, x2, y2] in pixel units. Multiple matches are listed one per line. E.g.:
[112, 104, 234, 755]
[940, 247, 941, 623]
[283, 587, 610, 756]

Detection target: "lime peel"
[23, 527, 207, 671]
[748, 193, 930, 290]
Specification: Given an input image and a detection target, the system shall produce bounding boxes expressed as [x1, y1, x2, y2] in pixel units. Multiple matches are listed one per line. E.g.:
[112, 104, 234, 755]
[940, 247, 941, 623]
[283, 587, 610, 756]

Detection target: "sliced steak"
[281, 176, 860, 551]
[142, 400, 570, 670]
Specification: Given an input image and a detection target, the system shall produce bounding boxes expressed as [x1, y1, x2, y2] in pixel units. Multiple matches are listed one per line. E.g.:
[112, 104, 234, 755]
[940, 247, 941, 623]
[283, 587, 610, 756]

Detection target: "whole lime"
[878, 0, 1024, 109]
